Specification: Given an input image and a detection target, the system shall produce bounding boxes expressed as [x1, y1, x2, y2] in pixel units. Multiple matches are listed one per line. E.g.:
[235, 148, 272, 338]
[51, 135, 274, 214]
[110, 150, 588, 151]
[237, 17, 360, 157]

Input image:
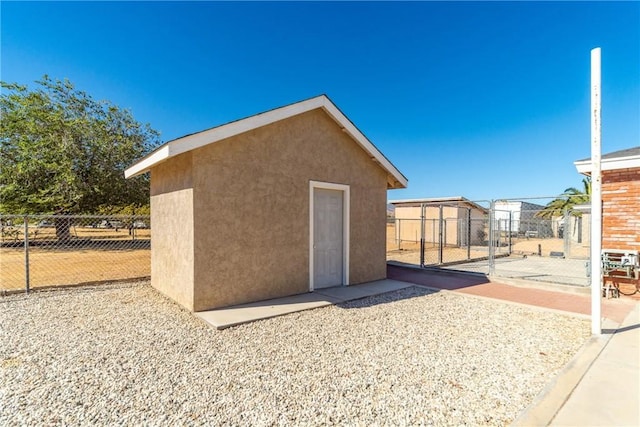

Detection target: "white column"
[590, 47, 602, 335]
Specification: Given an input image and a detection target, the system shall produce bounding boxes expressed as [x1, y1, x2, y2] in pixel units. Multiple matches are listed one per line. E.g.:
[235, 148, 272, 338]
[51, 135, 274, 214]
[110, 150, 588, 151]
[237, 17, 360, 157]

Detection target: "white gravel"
[1, 281, 590, 426]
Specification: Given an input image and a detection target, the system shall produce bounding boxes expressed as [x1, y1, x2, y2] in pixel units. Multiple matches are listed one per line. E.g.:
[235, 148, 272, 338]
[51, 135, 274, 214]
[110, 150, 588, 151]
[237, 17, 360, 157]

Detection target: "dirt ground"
[386, 227, 488, 265]
[509, 238, 589, 259]
[1, 226, 151, 244]
[0, 247, 150, 291]
[387, 246, 489, 266]
[386, 224, 589, 265]
[2, 224, 589, 291]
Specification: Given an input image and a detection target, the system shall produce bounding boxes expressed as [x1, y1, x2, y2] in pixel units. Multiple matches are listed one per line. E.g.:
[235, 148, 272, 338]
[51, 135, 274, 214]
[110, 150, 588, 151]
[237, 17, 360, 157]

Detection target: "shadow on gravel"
[334, 286, 438, 310]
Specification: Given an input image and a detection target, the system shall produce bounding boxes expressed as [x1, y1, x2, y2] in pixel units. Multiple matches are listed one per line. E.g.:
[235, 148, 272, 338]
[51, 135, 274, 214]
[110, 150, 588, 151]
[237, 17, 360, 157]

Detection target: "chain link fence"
[2, 200, 592, 293]
[387, 197, 591, 287]
[1, 214, 150, 293]
[387, 200, 492, 267]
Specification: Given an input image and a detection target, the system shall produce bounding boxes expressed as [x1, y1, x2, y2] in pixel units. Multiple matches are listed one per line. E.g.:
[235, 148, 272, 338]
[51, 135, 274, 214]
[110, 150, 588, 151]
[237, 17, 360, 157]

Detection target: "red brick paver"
[388, 265, 636, 324]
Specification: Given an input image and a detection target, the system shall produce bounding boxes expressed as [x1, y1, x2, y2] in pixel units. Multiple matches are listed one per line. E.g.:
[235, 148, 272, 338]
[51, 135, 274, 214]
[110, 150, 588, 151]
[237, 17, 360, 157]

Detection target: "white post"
[590, 47, 602, 335]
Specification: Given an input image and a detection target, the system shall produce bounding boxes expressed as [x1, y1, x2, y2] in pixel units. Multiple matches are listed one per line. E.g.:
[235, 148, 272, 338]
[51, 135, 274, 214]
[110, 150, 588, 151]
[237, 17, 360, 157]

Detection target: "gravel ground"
[1, 281, 590, 426]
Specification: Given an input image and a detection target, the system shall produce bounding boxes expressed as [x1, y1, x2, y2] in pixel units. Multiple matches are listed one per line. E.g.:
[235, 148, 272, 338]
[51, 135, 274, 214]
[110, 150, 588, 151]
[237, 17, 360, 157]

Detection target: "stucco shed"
[125, 95, 407, 311]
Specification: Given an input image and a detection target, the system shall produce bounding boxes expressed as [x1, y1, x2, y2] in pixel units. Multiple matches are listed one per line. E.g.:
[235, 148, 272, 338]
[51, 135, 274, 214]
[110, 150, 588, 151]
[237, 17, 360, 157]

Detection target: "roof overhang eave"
[387, 176, 408, 190]
[123, 95, 408, 187]
[574, 155, 640, 175]
[124, 145, 170, 178]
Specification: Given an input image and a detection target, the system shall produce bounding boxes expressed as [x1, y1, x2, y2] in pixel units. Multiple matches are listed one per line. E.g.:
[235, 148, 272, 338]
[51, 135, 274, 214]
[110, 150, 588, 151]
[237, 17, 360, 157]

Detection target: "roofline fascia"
[124, 145, 170, 178]
[574, 155, 640, 175]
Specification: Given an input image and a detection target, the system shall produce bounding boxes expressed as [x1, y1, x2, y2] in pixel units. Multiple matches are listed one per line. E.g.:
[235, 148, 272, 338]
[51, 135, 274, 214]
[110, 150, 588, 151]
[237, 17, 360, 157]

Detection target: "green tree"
[0, 76, 159, 237]
[537, 177, 591, 219]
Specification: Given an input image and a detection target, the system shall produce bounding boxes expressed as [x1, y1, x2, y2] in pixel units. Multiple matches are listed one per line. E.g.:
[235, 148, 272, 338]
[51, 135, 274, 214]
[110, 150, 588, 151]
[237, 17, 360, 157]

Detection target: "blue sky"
[2, 1, 639, 201]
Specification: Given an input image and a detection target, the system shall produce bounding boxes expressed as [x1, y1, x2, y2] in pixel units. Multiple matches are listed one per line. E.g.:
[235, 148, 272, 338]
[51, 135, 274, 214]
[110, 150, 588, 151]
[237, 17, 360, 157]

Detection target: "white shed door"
[313, 188, 344, 289]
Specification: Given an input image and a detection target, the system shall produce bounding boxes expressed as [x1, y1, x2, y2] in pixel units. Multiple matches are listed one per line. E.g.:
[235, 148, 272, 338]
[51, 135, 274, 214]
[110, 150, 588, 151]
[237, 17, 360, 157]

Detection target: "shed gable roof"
[125, 95, 407, 189]
[574, 146, 640, 174]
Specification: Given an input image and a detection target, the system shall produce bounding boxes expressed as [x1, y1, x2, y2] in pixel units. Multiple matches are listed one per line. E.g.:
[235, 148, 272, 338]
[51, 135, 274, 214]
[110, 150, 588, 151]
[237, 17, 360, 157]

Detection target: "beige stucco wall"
[150, 152, 195, 311]
[187, 109, 389, 311]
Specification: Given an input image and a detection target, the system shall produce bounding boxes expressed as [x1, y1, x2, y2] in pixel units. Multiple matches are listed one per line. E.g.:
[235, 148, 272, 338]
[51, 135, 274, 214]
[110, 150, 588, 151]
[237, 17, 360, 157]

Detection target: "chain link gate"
[387, 196, 591, 287]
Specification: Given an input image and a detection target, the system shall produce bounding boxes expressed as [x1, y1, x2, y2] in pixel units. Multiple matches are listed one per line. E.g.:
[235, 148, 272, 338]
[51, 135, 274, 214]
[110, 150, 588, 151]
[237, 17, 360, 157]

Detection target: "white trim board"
[124, 95, 407, 189]
[309, 180, 350, 292]
[574, 155, 640, 174]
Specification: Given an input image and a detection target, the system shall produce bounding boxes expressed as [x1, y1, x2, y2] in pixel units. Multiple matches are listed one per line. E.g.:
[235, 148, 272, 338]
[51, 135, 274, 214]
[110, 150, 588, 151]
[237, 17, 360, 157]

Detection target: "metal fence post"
[419, 204, 425, 267]
[467, 208, 472, 260]
[397, 218, 401, 250]
[488, 201, 495, 275]
[431, 218, 436, 248]
[563, 208, 570, 258]
[508, 211, 513, 254]
[24, 215, 30, 293]
[438, 205, 444, 264]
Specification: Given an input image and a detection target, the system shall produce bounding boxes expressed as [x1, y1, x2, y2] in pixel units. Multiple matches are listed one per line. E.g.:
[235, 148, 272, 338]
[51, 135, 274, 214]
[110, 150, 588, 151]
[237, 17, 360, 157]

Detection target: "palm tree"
[537, 177, 591, 219]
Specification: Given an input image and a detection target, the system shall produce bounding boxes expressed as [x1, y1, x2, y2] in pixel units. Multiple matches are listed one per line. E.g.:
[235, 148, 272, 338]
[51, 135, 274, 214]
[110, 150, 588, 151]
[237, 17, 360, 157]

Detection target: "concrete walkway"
[388, 264, 639, 427]
[196, 279, 413, 329]
[550, 303, 640, 427]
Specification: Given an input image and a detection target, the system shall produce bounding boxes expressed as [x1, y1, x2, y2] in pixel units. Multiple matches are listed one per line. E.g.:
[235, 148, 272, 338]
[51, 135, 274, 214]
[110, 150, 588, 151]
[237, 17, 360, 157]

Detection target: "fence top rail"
[389, 200, 491, 211]
[493, 196, 564, 202]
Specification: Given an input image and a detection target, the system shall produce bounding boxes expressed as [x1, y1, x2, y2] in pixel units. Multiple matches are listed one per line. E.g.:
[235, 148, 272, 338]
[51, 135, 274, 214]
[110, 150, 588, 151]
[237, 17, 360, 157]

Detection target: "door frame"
[309, 180, 350, 291]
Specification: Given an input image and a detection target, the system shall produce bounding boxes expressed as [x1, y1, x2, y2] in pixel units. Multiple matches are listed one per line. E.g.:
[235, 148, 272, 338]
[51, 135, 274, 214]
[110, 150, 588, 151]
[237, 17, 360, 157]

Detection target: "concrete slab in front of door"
[314, 279, 413, 302]
[196, 279, 414, 330]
